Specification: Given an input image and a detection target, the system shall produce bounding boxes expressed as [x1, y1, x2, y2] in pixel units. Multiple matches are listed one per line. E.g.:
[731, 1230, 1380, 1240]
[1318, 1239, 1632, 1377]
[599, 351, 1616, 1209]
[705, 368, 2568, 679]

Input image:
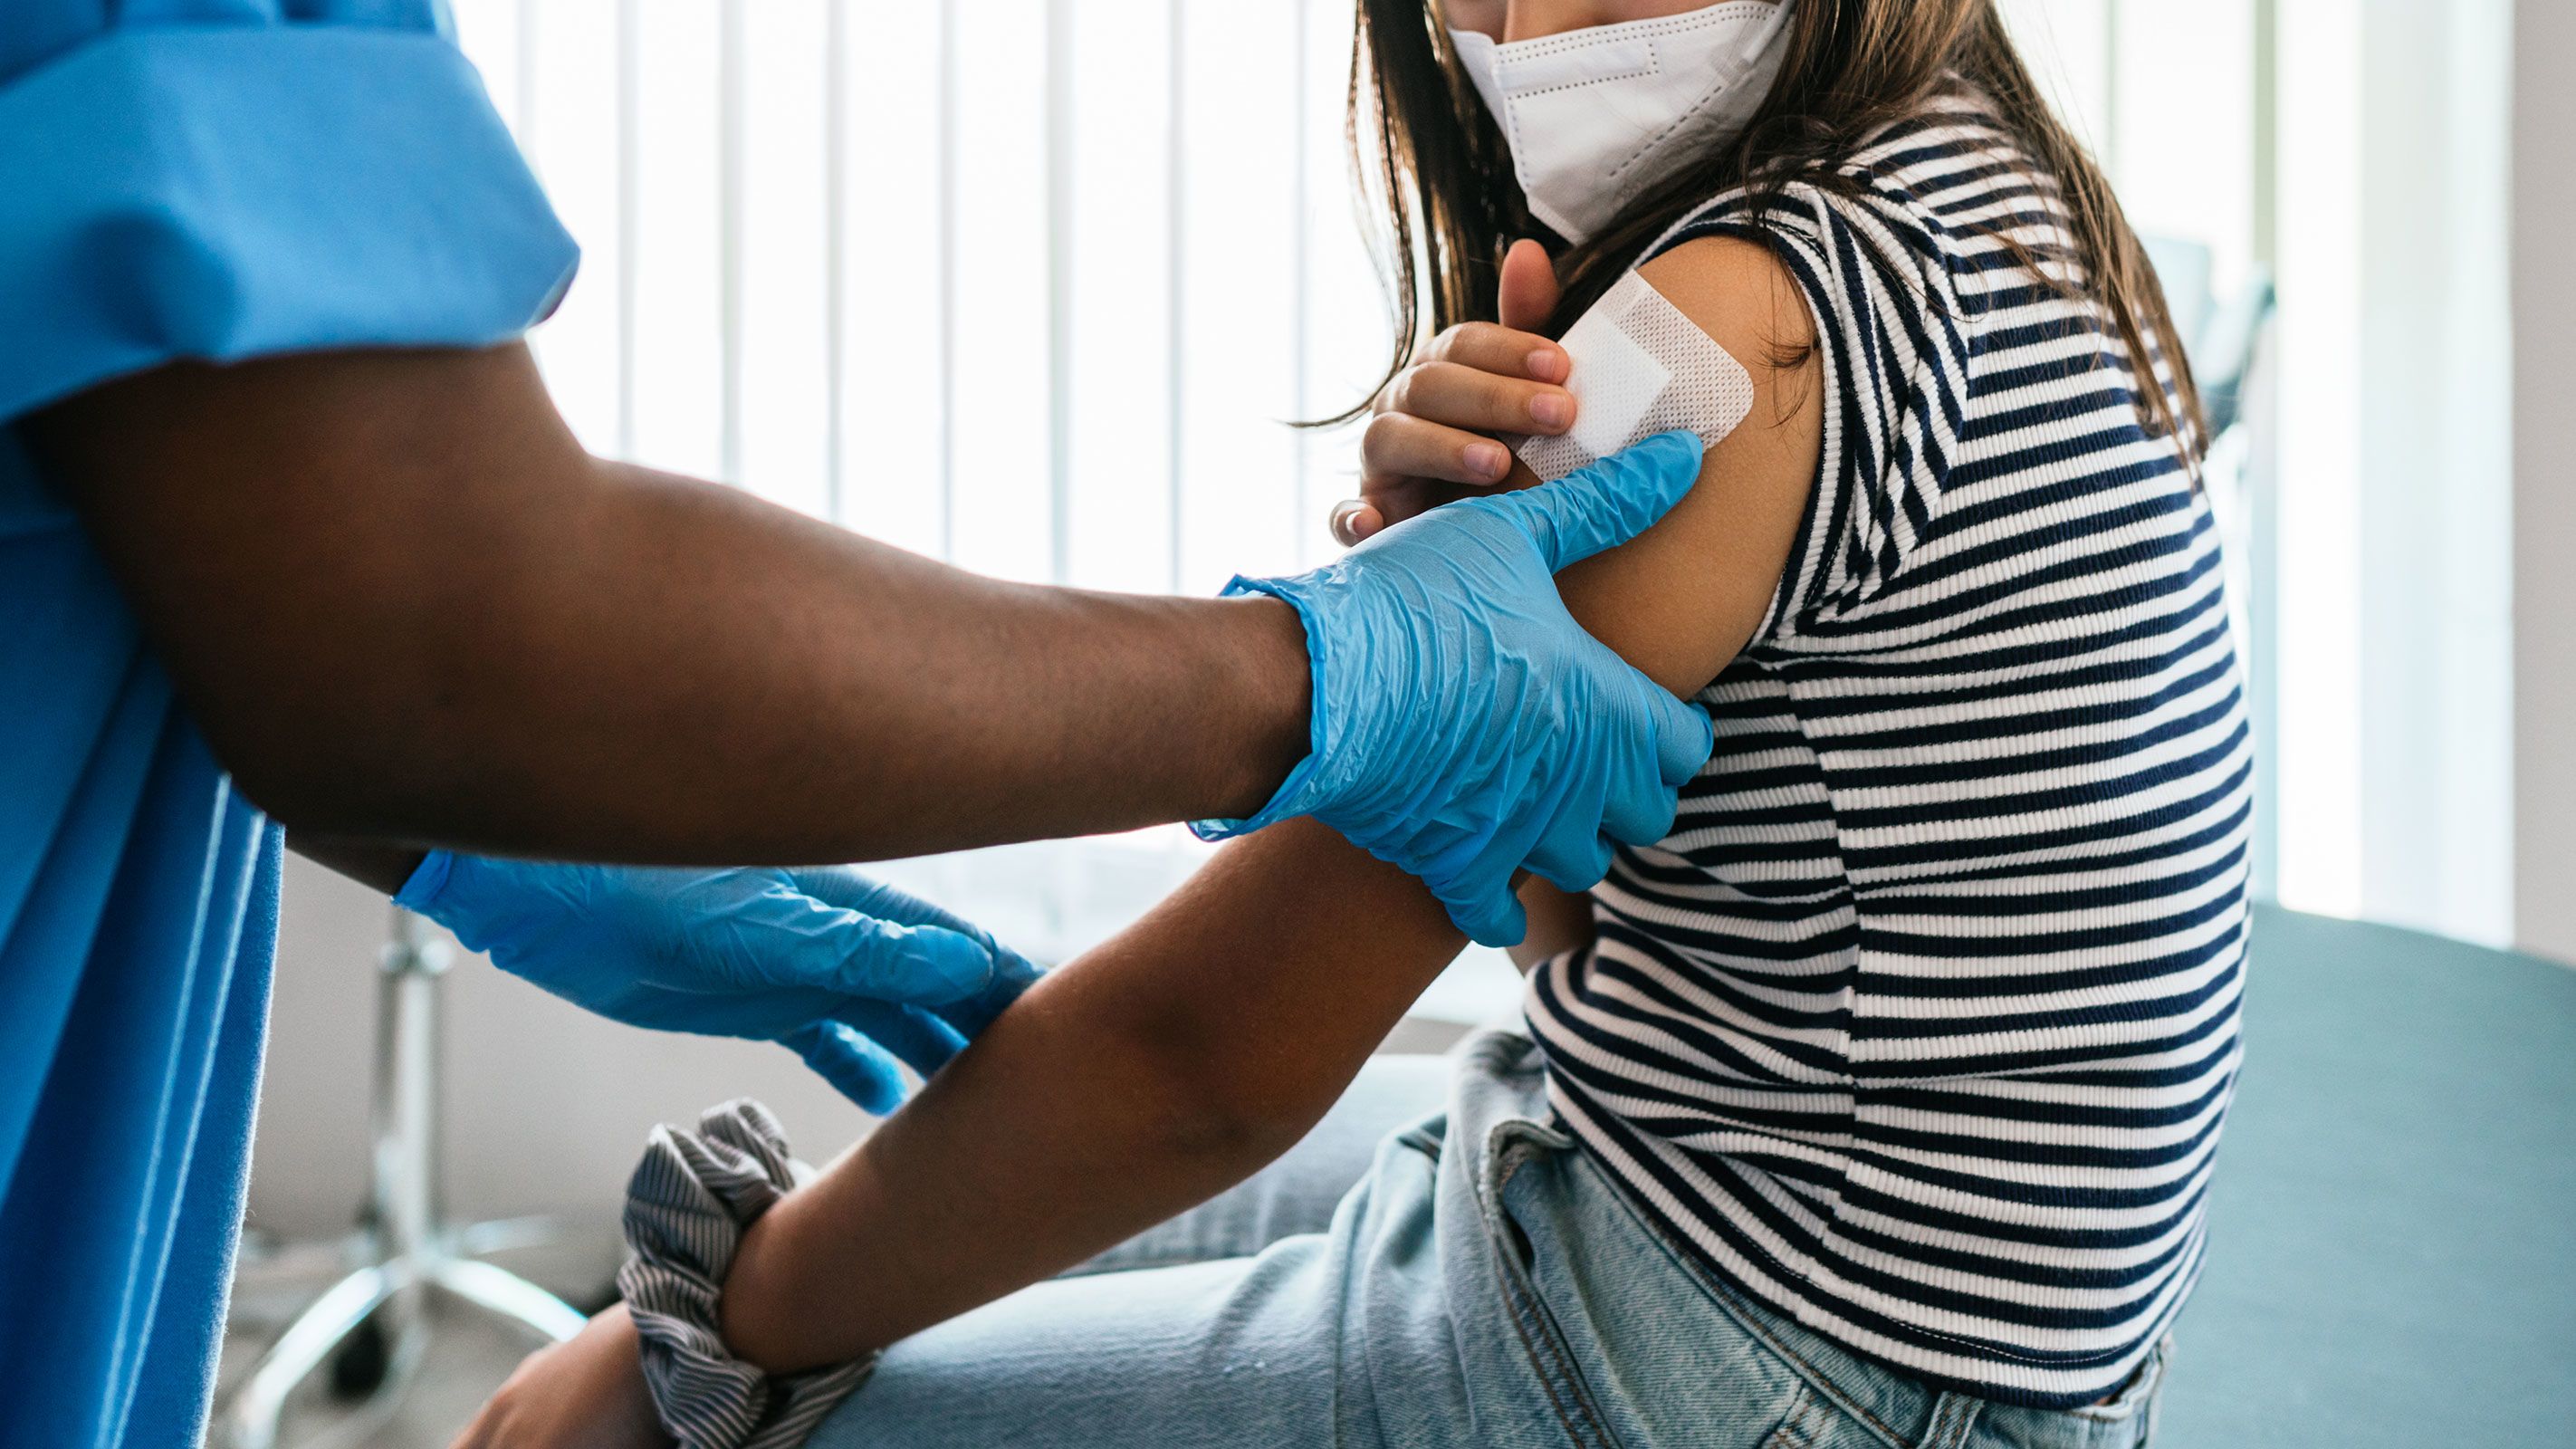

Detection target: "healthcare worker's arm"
[30, 343, 1306, 858]
[30, 342, 1708, 947]
[455, 240, 1820, 1445]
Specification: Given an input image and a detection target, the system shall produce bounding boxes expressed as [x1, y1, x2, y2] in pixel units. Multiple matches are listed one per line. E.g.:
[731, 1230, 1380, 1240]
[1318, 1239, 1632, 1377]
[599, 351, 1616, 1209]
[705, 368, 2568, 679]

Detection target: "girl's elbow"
[1127, 1036, 1327, 1174]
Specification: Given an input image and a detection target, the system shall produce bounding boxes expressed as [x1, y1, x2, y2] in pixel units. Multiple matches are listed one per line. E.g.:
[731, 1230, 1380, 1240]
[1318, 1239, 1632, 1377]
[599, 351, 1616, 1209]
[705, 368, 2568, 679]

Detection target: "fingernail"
[1468, 442, 1510, 478]
[1527, 348, 1567, 383]
[1529, 391, 1573, 428]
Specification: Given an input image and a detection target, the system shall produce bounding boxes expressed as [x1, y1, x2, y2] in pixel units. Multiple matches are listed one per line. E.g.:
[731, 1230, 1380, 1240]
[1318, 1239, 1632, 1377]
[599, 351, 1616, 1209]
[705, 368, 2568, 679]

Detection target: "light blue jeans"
[805, 1032, 2169, 1449]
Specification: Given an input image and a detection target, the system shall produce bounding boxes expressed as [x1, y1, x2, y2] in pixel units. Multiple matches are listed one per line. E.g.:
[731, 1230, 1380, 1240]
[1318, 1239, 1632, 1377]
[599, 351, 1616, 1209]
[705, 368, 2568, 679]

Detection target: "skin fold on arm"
[714, 236, 1824, 1372]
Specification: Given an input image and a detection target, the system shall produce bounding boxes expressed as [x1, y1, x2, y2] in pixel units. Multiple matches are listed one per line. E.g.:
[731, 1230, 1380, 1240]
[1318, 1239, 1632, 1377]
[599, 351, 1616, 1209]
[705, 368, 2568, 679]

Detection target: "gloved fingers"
[1514, 768, 1617, 892]
[784, 1021, 913, 1116]
[1440, 878, 1531, 950]
[928, 952, 1045, 1041]
[721, 876, 999, 1005]
[1494, 429, 1702, 571]
[780, 866, 1044, 993]
[829, 999, 971, 1082]
[779, 865, 991, 944]
[1602, 776, 1683, 852]
[1425, 761, 1567, 944]
[1522, 808, 1622, 894]
[1646, 685, 1719, 788]
[823, 917, 1000, 1005]
[1594, 683, 1701, 848]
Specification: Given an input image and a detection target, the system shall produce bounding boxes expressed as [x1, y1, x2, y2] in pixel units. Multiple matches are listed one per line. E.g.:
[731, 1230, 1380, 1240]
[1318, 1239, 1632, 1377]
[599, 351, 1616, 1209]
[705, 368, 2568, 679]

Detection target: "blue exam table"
[2157, 906, 2576, 1445]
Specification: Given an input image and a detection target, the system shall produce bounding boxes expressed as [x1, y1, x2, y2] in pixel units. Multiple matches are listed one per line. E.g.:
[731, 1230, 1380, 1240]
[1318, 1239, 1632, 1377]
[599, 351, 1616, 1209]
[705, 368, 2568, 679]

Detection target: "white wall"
[2515, 0, 2576, 964]
[2354, 0, 2517, 944]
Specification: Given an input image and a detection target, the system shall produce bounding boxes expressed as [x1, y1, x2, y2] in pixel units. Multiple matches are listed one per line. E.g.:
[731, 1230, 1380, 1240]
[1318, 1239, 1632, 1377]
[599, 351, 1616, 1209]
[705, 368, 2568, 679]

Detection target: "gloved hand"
[1199, 430, 1716, 947]
[396, 854, 1041, 1114]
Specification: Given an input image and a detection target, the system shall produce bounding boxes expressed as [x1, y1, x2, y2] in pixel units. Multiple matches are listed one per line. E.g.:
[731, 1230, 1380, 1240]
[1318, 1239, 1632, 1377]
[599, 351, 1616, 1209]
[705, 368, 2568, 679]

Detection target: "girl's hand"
[450, 1305, 669, 1449]
[1335, 239, 1573, 544]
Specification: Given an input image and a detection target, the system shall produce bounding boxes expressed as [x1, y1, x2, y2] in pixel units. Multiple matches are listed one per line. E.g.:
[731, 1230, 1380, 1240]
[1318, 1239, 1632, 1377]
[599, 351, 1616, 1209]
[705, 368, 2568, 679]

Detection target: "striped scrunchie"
[618, 1099, 876, 1449]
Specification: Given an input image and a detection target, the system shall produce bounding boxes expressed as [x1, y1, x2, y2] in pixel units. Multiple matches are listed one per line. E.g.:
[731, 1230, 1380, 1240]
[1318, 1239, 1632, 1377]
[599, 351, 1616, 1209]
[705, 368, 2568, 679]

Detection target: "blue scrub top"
[0, 5, 576, 1444]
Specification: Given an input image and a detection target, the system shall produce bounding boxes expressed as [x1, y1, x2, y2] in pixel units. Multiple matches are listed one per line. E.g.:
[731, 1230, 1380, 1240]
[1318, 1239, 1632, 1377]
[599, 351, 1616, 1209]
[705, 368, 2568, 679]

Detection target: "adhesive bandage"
[1515, 271, 1756, 483]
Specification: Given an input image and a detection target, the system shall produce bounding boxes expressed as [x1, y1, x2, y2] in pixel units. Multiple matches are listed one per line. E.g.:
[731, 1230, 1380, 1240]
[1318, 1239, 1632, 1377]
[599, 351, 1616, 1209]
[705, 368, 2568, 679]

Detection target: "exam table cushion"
[2158, 905, 2576, 1446]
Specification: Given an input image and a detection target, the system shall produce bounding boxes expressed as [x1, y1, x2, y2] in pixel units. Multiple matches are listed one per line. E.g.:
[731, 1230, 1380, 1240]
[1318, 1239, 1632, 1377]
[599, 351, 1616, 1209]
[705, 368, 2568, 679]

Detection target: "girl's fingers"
[1363, 410, 1513, 490]
[1332, 475, 1443, 547]
[1428, 320, 1569, 385]
[1329, 499, 1382, 547]
[1338, 315, 1572, 548]
[1388, 360, 1574, 439]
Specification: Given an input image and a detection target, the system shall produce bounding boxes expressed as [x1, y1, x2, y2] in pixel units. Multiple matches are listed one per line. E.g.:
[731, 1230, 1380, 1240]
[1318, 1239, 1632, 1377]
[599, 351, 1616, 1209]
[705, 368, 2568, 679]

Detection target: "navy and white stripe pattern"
[1524, 91, 2249, 1409]
[619, 1099, 876, 1448]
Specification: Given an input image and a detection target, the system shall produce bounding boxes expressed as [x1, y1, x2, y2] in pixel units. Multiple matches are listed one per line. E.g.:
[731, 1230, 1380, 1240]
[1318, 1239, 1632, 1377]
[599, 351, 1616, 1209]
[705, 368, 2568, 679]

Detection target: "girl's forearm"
[715, 819, 1465, 1371]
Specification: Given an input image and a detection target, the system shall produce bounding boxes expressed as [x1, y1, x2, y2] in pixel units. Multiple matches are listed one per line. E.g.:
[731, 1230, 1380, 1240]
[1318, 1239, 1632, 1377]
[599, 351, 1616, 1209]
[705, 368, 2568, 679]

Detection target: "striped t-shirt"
[1523, 91, 2251, 1409]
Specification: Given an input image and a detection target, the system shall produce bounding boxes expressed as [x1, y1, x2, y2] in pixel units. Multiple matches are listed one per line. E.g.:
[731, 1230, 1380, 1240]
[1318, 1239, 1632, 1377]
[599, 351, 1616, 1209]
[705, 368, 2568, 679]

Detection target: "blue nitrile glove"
[1198, 431, 1717, 948]
[396, 854, 1041, 1114]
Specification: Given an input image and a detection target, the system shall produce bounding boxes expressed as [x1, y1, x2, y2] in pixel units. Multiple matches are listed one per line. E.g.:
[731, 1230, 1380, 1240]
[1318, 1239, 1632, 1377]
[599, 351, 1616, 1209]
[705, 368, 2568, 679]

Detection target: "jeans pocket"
[2069, 1336, 2170, 1434]
[1757, 1382, 1839, 1449]
[1478, 1128, 1628, 1449]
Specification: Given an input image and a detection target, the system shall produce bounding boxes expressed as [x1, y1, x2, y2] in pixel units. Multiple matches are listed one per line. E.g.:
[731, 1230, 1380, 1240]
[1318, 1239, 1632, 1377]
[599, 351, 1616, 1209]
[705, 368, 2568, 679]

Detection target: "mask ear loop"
[1735, 0, 1797, 72]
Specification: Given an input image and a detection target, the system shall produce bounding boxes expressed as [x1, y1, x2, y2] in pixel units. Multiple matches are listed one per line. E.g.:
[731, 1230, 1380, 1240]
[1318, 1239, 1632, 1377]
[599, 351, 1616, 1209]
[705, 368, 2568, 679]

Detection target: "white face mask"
[1449, 1, 1797, 245]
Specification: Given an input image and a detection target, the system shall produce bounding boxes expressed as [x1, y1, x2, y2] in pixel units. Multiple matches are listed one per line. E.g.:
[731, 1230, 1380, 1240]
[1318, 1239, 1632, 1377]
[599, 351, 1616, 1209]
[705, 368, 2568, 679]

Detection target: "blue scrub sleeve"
[0, 21, 579, 423]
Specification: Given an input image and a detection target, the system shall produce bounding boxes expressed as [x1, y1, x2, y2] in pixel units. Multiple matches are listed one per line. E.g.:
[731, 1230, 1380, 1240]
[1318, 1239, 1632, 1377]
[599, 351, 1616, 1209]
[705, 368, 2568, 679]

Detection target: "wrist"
[619, 1100, 876, 1443]
[714, 1204, 800, 1374]
[1211, 593, 1316, 822]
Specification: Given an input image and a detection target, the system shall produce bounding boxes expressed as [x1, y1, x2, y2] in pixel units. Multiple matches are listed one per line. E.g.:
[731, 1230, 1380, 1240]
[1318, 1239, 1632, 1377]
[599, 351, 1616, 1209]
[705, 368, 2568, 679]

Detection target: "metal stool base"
[219, 910, 589, 1449]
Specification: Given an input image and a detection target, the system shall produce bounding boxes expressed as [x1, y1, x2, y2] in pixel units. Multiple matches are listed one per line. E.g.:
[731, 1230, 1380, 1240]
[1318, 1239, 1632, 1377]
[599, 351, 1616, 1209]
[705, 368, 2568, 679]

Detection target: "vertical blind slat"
[615, 0, 639, 461]
[937, 0, 962, 561]
[1290, 0, 1315, 569]
[1164, 0, 1188, 595]
[823, 0, 848, 523]
[513, 0, 538, 153]
[717, 0, 746, 485]
[1047, 0, 1075, 585]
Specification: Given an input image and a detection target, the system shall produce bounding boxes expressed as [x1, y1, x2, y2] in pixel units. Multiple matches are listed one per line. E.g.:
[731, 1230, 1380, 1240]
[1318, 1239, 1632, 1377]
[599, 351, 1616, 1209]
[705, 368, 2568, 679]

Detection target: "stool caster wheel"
[327, 1313, 391, 1400]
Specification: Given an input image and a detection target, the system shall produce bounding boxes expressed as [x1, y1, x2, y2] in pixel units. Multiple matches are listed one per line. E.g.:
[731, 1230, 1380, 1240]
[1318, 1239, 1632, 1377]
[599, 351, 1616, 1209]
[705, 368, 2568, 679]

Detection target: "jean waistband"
[1641, 1208, 2169, 1449]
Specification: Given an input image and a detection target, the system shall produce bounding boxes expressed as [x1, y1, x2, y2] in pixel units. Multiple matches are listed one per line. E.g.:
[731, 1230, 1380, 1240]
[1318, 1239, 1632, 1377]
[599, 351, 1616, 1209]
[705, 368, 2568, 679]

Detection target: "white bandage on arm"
[1516, 270, 1757, 483]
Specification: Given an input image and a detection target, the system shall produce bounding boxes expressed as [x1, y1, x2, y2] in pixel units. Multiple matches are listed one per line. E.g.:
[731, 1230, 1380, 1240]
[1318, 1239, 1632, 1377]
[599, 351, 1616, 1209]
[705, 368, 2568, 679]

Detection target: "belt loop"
[1915, 1391, 1984, 1449]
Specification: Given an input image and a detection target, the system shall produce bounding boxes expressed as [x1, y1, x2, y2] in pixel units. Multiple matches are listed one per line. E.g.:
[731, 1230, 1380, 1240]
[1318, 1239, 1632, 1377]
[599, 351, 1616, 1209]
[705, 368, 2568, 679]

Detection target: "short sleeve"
[0, 13, 578, 424]
[1649, 177, 1971, 640]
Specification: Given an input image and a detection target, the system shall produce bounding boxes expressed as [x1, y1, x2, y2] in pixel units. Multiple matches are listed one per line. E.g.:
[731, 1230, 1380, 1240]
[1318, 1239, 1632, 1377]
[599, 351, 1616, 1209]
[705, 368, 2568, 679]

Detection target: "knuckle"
[1384, 369, 1424, 417]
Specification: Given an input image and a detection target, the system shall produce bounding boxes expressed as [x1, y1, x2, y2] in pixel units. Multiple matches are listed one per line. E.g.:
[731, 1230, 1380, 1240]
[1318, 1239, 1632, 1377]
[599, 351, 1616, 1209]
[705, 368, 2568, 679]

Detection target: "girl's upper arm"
[1541, 236, 1824, 697]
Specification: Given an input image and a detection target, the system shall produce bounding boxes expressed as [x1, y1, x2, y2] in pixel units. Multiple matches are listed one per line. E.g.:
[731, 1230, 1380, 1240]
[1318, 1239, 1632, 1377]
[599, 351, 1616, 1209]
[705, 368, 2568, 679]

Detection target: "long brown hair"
[1336, 0, 2204, 455]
